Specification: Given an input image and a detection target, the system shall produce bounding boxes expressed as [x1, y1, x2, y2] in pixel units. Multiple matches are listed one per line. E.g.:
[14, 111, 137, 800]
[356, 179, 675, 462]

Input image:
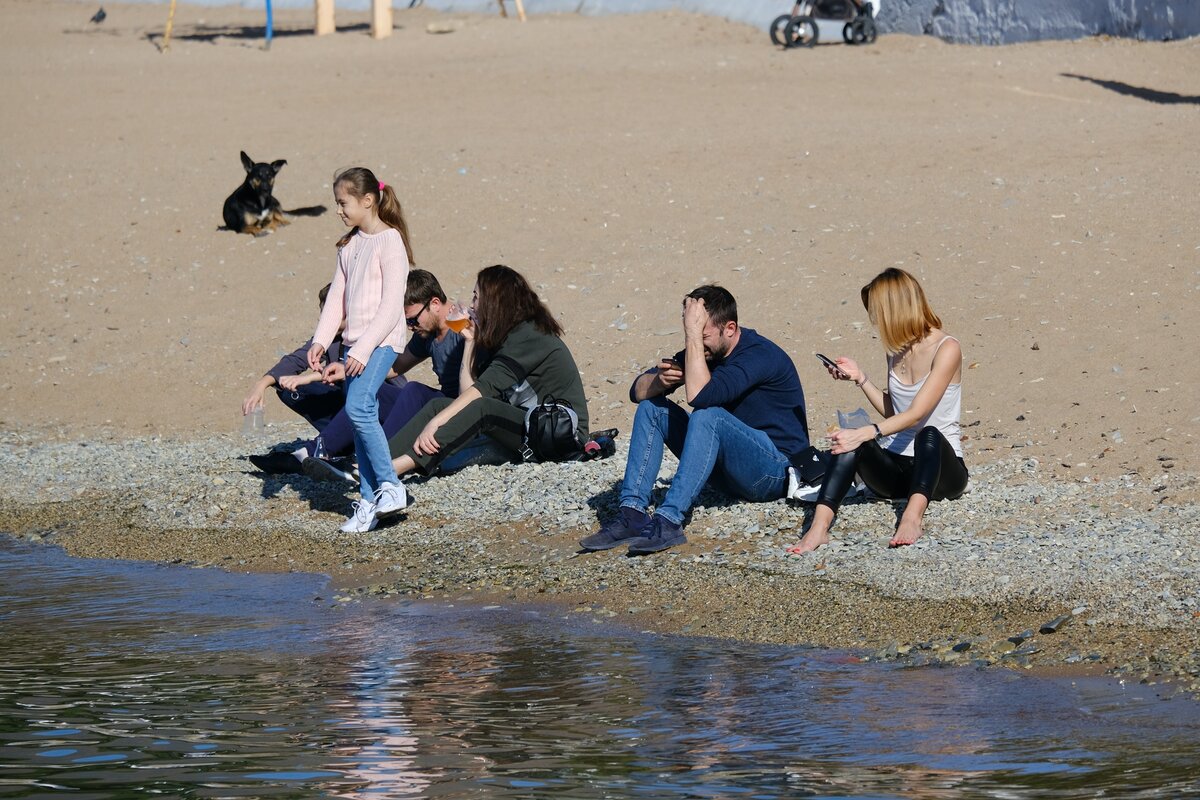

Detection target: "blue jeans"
[344, 346, 399, 503]
[619, 397, 790, 526]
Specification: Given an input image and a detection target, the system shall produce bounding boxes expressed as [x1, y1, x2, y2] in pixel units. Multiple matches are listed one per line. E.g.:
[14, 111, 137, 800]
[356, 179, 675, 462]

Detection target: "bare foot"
[786, 528, 830, 555]
[889, 518, 924, 547]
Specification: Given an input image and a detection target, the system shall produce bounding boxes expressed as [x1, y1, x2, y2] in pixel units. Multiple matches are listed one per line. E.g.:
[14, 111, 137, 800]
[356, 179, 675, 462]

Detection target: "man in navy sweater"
[581, 285, 811, 555]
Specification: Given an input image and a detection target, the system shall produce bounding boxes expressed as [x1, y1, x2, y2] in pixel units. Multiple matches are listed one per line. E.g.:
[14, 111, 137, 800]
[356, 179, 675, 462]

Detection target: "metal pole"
[265, 0, 274, 49]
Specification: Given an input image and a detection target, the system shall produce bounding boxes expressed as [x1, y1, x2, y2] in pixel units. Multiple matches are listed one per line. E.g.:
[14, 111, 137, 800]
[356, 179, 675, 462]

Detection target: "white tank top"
[883, 336, 963, 458]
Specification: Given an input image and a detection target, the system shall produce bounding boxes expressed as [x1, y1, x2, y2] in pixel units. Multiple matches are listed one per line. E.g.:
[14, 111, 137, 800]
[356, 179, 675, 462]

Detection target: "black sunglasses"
[405, 299, 431, 328]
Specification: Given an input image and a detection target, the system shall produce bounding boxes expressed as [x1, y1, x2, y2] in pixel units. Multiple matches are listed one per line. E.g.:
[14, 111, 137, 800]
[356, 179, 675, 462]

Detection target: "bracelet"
[856, 374, 869, 388]
[872, 423, 882, 439]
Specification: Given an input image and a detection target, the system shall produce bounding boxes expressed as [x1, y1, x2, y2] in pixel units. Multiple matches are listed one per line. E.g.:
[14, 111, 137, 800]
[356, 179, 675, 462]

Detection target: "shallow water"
[1, 540, 1198, 800]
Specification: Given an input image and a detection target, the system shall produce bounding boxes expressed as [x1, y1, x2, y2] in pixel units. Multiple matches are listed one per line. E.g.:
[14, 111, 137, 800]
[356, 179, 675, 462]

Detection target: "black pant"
[815, 426, 968, 512]
[275, 383, 345, 433]
[388, 396, 525, 475]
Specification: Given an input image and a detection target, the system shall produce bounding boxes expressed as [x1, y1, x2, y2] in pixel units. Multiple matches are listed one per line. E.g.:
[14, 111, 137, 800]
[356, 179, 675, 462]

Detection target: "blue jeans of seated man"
[619, 397, 791, 526]
[344, 346, 399, 504]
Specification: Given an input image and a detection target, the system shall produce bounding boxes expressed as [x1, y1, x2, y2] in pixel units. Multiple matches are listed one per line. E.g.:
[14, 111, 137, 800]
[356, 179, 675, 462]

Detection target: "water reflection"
[1, 539, 1198, 799]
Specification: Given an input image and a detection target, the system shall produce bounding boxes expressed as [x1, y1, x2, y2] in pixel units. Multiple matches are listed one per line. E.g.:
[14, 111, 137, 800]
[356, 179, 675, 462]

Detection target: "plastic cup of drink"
[447, 300, 472, 333]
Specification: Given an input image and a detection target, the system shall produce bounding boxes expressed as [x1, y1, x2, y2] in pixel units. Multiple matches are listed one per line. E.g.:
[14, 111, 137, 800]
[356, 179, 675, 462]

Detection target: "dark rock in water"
[1009, 630, 1033, 645]
[952, 641, 972, 653]
[1040, 614, 1072, 634]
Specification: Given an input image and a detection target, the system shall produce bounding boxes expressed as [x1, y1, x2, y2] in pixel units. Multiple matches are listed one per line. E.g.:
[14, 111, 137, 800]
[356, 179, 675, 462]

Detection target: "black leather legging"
[815, 426, 968, 512]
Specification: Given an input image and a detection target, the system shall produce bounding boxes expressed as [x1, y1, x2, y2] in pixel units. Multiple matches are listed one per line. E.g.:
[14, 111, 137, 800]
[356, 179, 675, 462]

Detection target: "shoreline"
[3, 425, 1197, 694]
[3, 2, 1199, 696]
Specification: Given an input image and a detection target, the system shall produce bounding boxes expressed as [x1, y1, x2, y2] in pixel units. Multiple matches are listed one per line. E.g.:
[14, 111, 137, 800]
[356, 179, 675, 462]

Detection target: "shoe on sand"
[249, 451, 305, 475]
[303, 456, 356, 483]
[374, 481, 408, 519]
[339, 499, 378, 533]
[626, 514, 687, 555]
[579, 507, 650, 551]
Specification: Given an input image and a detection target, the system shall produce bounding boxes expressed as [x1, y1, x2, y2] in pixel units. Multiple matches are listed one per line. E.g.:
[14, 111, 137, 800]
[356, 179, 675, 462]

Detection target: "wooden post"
[162, 0, 178, 50]
[371, 0, 392, 38]
[315, 0, 334, 36]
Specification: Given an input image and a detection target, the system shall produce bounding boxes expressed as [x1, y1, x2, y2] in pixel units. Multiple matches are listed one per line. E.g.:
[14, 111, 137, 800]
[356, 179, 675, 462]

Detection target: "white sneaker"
[785, 467, 859, 502]
[787, 466, 822, 502]
[374, 481, 408, 519]
[339, 499, 378, 533]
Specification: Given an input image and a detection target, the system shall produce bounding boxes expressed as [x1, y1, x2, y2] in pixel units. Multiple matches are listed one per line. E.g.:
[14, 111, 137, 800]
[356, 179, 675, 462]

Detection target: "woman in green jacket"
[387, 264, 589, 479]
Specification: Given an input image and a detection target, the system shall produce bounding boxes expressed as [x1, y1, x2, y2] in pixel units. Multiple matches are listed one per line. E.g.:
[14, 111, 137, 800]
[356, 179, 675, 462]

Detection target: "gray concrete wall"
[876, 0, 1200, 43]
[238, 0, 1200, 42]
[421, 0, 1200, 42]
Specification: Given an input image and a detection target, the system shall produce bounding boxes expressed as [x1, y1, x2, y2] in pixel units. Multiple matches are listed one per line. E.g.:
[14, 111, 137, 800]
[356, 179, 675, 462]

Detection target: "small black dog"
[222, 151, 325, 236]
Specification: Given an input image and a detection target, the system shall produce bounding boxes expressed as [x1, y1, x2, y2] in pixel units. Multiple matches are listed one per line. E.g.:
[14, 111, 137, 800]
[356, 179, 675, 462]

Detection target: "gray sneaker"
[579, 507, 650, 551]
[626, 514, 687, 555]
[303, 456, 356, 484]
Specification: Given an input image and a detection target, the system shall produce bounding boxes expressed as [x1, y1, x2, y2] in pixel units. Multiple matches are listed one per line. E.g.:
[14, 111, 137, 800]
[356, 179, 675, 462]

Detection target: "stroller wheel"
[842, 21, 855, 43]
[785, 15, 819, 47]
[769, 14, 792, 47]
[861, 16, 878, 43]
[850, 17, 867, 43]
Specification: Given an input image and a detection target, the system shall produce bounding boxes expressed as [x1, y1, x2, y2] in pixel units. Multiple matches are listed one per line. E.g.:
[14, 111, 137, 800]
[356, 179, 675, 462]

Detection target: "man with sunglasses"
[301, 269, 481, 483]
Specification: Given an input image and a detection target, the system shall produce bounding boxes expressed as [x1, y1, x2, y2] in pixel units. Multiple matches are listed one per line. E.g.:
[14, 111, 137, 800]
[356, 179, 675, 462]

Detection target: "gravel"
[2, 422, 1198, 690]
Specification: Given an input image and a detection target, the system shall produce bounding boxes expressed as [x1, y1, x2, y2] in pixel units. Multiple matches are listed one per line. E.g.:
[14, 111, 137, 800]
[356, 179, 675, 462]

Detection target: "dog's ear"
[240, 151, 255, 173]
[270, 159, 287, 175]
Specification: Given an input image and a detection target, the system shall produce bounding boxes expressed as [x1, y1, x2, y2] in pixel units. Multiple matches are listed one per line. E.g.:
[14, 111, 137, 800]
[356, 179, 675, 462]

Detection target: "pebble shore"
[2, 423, 1198, 693]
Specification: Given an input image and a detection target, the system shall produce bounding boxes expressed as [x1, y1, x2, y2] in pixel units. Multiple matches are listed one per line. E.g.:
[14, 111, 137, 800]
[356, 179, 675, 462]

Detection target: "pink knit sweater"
[313, 227, 410, 365]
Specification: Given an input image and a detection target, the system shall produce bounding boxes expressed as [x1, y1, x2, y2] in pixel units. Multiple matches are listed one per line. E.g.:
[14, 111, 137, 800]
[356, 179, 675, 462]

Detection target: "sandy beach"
[1, 1, 1198, 683]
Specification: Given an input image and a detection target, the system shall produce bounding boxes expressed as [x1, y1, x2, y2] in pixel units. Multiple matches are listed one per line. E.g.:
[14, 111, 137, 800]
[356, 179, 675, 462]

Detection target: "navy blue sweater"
[633, 327, 811, 458]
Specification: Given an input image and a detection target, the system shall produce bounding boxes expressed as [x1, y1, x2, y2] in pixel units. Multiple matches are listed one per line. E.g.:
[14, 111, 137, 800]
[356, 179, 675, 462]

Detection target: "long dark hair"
[472, 264, 562, 361]
[332, 167, 415, 265]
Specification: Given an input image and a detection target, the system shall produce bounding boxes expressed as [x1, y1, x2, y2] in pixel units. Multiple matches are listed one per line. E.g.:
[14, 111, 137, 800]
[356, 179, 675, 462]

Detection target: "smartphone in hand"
[815, 353, 847, 377]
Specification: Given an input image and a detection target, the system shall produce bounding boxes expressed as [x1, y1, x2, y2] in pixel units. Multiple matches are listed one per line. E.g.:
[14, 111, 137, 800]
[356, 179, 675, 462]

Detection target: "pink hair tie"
[378, 181, 386, 191]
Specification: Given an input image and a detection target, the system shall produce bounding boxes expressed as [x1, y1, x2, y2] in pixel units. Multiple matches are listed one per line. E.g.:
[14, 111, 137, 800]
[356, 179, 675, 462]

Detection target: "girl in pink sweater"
[308, 167, 414, 533]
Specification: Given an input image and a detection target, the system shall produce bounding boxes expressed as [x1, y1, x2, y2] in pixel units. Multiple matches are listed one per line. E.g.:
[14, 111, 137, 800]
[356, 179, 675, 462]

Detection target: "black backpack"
[520, 396, 585, 463]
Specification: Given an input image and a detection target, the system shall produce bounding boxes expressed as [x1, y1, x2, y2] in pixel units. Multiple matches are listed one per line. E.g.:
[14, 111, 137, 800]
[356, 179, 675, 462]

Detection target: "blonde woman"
[787, 268, 967, 553]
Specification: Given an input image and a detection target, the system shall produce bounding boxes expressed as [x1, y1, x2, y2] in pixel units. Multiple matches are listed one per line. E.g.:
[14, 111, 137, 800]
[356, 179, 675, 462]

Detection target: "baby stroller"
[770, 0, 877, 48]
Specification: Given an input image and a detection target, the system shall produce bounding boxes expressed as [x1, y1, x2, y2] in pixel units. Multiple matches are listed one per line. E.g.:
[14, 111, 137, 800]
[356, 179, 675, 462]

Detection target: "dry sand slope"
[1, 0, 1197, 496]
